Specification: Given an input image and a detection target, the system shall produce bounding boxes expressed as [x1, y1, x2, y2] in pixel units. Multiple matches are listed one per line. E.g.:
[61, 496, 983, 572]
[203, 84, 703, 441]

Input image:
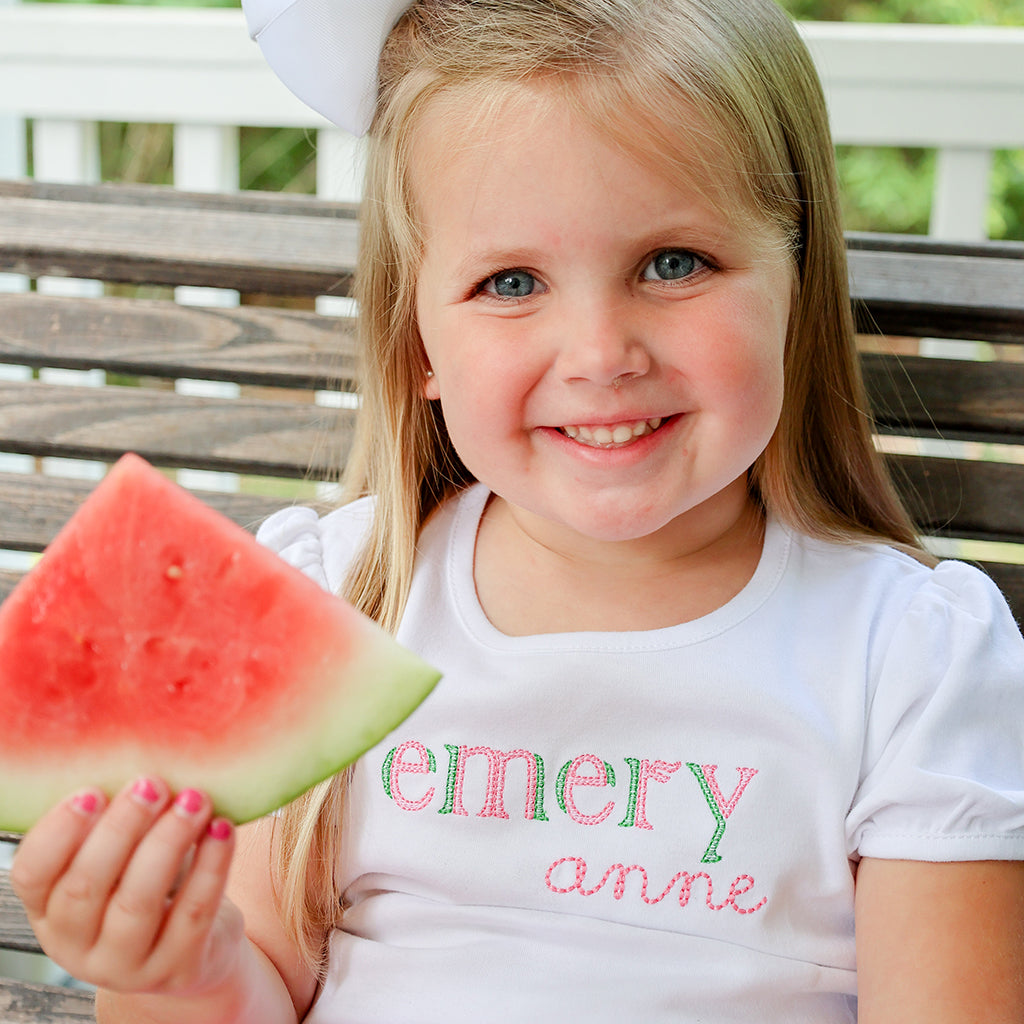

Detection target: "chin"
[552, 503, 685, 546]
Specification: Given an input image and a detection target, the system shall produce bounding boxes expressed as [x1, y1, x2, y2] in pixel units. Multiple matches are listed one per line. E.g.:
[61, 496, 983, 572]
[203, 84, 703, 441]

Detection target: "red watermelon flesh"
[0, 453, 440, 831]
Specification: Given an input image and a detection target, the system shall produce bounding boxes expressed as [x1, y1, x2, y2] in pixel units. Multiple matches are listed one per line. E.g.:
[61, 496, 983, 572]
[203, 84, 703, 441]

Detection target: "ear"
[423, 369, 440, 401]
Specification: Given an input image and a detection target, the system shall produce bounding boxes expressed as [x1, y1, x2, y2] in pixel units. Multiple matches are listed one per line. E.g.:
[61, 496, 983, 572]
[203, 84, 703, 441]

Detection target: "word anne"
[545, 856, 767, 914]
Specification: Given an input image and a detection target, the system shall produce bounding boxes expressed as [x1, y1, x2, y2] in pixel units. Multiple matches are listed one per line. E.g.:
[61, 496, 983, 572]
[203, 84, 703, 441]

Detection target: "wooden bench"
[0, 178, 1023, 1022]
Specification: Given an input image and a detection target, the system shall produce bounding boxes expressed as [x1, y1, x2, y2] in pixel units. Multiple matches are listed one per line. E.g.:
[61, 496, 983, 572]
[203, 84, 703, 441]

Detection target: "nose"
[554, 296, 651, 387]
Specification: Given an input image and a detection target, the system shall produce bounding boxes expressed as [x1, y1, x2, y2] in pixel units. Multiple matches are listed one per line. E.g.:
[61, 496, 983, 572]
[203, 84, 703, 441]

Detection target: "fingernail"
[174, 789, 204, 816]
[71, 790, 99, 815]
[130, 777, 161, 805]
[207, 818, 232, 841]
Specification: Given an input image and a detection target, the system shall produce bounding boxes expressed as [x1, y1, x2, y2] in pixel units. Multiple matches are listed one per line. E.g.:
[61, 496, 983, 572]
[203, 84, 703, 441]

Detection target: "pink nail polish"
[174, 789, 203, 816]
[207, 818, 232, 841]
[131, 778, 160, 805]
[71, 791, 98, 815]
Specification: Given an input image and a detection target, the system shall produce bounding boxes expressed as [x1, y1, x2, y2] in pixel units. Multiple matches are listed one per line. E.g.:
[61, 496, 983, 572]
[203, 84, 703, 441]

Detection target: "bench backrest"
[0, 180, 1022, 1018]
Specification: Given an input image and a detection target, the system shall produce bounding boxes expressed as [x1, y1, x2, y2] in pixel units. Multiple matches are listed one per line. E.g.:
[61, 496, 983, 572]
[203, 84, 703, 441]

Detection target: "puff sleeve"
[256, 498, 375, 596]
[847, 560, 1024, 862]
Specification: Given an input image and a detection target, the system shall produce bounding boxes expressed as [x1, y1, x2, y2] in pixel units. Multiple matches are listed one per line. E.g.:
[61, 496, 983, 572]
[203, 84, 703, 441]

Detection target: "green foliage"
[834, 148, 934, 235]
[779, 0, 1024, 239]
[780, 0, 1024, 24]
[991, 151, 1024, 239]
[239, 128, 316, 194]
[34, 0, 239, 6]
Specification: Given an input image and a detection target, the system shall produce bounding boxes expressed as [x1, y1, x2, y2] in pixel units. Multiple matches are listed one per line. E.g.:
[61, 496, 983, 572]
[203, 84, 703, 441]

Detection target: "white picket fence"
[1, 3, 1024, 241]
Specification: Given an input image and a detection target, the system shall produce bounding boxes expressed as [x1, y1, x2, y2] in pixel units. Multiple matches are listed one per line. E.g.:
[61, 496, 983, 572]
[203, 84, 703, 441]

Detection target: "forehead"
[406, 79, 763, 238]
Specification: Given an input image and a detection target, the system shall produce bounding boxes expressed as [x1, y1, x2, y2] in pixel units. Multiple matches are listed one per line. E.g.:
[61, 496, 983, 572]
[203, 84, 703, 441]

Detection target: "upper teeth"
[562, 418, 663, 447]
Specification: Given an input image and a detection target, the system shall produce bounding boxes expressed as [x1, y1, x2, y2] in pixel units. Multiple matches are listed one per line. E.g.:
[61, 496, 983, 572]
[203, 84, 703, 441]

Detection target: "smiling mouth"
[559, 417, 665, 449]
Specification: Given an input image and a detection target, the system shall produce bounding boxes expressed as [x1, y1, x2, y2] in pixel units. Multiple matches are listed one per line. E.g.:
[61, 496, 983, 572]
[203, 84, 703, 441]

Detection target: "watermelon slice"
[0, 453, 440, 832]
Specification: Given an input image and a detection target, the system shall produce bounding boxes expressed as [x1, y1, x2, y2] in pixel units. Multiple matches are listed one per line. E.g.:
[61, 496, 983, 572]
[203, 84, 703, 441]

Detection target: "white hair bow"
[242, 0, 412, 135]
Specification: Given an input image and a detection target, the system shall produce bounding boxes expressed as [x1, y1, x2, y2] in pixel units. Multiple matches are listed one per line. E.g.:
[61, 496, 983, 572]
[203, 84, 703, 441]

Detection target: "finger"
[151, 817, 238, 982]
[98, 789, 215, 963]
[10, 788, 109, 919]
[45, 777, 171, 946]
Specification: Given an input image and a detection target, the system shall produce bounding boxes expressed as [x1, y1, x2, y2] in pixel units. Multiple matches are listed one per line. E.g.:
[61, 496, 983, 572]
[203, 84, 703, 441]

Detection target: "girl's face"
[413, 88, 793, 552]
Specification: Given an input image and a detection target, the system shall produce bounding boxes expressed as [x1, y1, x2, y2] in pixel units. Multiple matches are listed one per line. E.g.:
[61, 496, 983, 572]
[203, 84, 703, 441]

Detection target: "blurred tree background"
[781, 0, 1024, 238]
[28, 0, 1024, 239]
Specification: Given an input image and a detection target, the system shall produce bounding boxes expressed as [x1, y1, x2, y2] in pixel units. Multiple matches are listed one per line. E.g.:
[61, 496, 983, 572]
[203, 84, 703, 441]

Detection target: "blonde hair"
[274, 0, 922, 973]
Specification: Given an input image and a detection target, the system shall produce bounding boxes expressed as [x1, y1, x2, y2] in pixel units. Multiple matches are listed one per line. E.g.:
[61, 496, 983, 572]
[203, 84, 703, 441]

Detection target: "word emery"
[382, 740, 758, 864]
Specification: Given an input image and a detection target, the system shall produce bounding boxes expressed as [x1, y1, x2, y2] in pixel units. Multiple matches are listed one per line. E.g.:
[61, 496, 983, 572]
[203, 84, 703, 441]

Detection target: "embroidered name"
[545, 856, 768, 914]
[382, 740, 758, 863]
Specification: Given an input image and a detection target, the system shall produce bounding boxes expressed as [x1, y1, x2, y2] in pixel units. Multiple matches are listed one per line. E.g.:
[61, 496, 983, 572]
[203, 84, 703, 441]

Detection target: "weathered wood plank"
[0, 381, 353, 478]
[846, 232, 1024, 262]
[3, 456, 1023, 555]
[849, 248, 1024, 344]
[0, 180, 358, 222]
[0, 294, 357, 390]
[1, 183, 1023, 338]
[0, 979, 95, 1024]
[0, 471, 299, 554]
[0, 862, 93, 1021]
[0, 197, 358, 296]
[886, 455, 1024, 543]
[5, 295, 1024, 446]
[984, 563, 1024, 627]
[0, 872, 39, 957]
[864, 353, 1024, 444]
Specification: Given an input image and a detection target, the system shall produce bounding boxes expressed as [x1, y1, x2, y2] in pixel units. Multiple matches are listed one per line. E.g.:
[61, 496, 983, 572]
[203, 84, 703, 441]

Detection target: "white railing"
[1, 4, 1024, 241]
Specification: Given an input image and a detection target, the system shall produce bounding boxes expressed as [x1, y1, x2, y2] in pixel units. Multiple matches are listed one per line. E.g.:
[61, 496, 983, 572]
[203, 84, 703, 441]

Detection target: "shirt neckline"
[446, 484, 792, 653]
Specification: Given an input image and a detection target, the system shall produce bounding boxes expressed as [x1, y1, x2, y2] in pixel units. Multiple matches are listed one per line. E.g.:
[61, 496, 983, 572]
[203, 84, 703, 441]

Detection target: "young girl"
[11, 1, 1024, 1021]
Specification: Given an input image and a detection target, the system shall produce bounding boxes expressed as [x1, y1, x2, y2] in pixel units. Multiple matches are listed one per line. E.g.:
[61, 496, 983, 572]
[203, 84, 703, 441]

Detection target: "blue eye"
[486, 269, 537, 298]
[643, 250, 699, 282]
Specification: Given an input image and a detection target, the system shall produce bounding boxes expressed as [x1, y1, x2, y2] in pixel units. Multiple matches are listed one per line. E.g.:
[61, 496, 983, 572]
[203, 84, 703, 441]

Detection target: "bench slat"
[0, 197, 358, 297]
[0, 863, 95, 1024]
[864, 353, 1024, 443]
[846, 233, 1024, 261]
[849, 248, 1024, 345]
[3, 297, 1022, 442]
[11, 299, 1024, 446]
[887, 455, 1024, 542]
[0, 979, 95, 1024]
[1, 454, 1023, 556]
[3, 511, 1022, 620]
[0, 872, 39, 958]
[0, 574, 21, 605]
[983, 563, 1024, 625]
[0, 380, 353, 478]
[0, 294, 357, 390]
[0, 471, 298, 554]
[0, 180, 359, 221]
[0, 182, 1023, 342]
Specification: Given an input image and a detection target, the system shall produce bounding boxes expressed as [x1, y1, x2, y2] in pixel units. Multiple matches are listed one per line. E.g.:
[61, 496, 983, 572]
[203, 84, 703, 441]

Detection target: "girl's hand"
[10, 778, 244, 998]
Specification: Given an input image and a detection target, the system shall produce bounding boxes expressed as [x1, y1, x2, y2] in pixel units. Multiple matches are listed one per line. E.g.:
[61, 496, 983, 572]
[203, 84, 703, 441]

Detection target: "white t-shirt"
[258, 485, 1024, 1024]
